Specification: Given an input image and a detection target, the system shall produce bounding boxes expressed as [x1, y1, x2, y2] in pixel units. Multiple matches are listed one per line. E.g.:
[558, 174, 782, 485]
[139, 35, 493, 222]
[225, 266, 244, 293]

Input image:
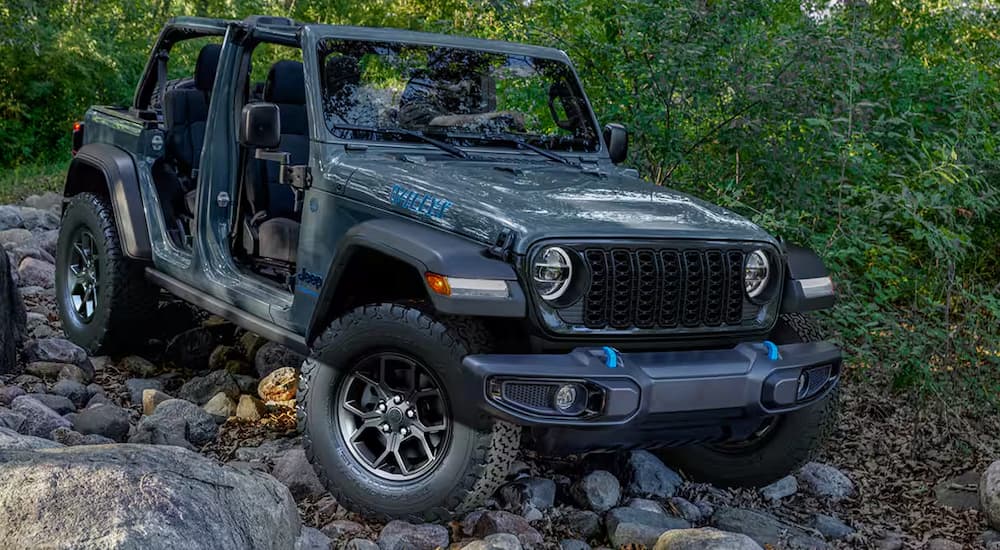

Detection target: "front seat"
[162, 43, 222, 214]
[246, 60, 308, 265]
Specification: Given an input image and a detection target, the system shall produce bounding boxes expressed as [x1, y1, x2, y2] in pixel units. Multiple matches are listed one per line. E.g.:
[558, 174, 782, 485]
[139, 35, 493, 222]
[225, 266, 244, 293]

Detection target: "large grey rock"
[125, 378, 163, 406]
[798, 462, 854, 502]
[36, 229, 59, 257]
[296, 526, 334, 550]
[22, 192, 63, 212]
[346, 540, 379, 550]
[120, 355, 160, 378]
[571, 470, 621, 512]
[558, 509, 601, 539]
[605, 507, 690, 548]
[712, 507, 828, 549]
[811, 513, 855, 540]
[72, 403, 131, 442]
[0, 443, 300, 549]
[0, 385, 25, 406]
[178, 370, 240, 405]
[654, 528, 763, 550]
[377, 520, 450, 550]
[17, 258, 55, 288]
[255, 341, 306, 379]
[981, 461, 1000, 529]
[667, 497, 703, 522]
[25, 361, 66, 378]
[0, 408, 26, 431]
[18, 207, 59, 231]
[22, 338, 89, 367]
[130, 399, 218, 448]
[11, 395, 72, 437]
[0, 228, 33, 249]
[0, 426, 62, 450]
[271, 447, 327, 501]
[322, 519, 365, 540]
[499, 477, 557, 513]
[558, 540, 589, 550]
[621, 450, 683, 498]
[0, 206, 23, 230]
[52, 379, 89, 409]
[28, 393, 76, 414]
[760, 475, 798, 501]
[469, 510, 543, 549]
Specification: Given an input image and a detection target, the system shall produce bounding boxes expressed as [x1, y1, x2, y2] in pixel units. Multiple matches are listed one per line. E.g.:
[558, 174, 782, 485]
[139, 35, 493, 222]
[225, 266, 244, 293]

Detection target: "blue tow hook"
[763, 340, 780, 361]
[602, 346, 620, 368]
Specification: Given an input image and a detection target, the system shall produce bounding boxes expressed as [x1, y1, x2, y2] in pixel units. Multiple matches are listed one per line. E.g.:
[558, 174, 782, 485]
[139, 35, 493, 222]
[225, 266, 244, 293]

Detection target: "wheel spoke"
[343, 400, 378, 420]
[354, 372, 389, 400]
[412, 427, 435, 461]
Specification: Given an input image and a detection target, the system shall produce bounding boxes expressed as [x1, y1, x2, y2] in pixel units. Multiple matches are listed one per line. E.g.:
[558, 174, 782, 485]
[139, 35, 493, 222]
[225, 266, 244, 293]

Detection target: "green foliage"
[1, 0, 998, 397]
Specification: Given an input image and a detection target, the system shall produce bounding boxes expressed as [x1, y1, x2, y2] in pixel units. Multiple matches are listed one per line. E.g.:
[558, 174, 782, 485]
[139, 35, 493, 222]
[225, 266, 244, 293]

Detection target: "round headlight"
[532, 246, 573, 301]
[744, 249, 771, 299]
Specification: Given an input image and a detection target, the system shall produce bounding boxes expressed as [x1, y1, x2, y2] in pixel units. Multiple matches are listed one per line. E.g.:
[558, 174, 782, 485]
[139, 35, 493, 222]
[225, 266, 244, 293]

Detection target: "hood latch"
[487, 228, 517, 262]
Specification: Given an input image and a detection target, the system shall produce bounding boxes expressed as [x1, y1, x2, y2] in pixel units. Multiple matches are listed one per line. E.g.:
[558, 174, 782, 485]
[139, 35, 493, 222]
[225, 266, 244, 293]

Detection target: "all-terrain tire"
[297, 303, 520, 522]
[55, 192, 159, 354]
[661, 313, 840, 487]
[0, 249, 26, 374]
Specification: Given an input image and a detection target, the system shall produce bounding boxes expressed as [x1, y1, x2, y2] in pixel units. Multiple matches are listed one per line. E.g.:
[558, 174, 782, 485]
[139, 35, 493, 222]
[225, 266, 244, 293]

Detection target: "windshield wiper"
[479, 134, 579, 167]
[332, 124, 468, 159]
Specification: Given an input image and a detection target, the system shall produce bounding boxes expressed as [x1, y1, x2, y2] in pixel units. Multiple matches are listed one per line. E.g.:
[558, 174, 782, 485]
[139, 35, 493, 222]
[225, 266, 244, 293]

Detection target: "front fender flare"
[65, 144, 151, 260]
[307, 219, 526, 342]
[781, 244, 836, 313]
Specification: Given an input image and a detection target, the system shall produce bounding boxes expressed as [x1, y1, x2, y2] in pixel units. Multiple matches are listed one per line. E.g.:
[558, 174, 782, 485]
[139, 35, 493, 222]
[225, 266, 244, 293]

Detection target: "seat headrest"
[194, 44, 222, 91]
[265, 60, 306, 105]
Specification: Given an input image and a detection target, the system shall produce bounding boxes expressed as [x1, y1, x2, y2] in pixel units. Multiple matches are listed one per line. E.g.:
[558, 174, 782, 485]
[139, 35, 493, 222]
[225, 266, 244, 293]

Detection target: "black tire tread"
[298, 303, 519, 523]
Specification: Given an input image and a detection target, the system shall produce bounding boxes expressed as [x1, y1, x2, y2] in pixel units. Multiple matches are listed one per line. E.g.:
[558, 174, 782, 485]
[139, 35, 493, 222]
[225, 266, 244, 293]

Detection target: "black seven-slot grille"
[582, 247, 746, 330]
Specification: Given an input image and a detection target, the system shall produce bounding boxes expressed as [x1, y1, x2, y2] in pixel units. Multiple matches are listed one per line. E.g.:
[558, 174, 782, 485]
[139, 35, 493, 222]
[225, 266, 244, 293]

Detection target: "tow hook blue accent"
[763, 340, 780, 361]
[602, 346, 620, 368]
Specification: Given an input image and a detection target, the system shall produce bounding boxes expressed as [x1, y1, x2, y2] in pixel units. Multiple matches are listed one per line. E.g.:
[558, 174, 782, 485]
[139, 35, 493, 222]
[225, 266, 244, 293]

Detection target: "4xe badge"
[390, 184, 453, 219]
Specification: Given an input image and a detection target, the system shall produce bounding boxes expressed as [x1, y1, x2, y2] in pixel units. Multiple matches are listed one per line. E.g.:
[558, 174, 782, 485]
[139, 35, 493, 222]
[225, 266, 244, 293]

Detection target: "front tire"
[660, 313, 839, 487]
[297, 304, 520, 522]
[55, 193, 158, 354]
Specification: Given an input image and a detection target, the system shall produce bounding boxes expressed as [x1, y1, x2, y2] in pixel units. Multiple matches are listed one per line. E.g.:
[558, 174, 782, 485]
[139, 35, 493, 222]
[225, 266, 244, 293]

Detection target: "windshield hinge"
[579, 159, 604, 176]
[487, 228, 517, 262]
[281, 165, 312, 190]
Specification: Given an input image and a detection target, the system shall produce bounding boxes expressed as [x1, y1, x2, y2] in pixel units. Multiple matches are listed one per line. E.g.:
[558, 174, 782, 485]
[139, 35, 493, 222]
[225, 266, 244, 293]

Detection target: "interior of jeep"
[147, 34, 307, 290]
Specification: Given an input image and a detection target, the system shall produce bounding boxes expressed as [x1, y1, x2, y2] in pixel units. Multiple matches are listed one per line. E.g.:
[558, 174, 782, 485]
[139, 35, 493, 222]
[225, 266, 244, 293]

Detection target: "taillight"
[72, 122, 84, 155]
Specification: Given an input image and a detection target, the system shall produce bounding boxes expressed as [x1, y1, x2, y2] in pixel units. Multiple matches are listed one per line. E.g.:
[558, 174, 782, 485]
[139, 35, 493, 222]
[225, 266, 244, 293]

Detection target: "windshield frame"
[303, 25, 609, 160]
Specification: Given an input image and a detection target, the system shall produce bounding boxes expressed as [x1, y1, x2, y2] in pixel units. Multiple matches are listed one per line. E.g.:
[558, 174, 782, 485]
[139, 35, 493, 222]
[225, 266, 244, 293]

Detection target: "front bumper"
[462, 341, 841, 451]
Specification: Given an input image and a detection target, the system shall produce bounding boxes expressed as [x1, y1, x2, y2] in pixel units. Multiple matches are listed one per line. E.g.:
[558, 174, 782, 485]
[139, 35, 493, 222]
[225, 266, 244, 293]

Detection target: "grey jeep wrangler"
[57, 15, 841, 521]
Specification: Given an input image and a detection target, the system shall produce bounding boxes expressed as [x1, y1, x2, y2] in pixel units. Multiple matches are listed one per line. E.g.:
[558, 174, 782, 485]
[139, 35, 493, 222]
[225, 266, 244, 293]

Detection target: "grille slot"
[502, 383, 556, 411]
[582, 247, 749, 330]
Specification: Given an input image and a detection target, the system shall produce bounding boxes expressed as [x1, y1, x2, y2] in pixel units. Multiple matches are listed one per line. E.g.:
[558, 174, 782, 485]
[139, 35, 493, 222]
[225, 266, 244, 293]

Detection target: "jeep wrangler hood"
[337, 157, 776, 254]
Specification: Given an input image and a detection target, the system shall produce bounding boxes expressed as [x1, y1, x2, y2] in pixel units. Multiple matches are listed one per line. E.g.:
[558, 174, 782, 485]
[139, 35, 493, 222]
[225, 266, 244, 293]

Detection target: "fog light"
[554, 384, 578, 412]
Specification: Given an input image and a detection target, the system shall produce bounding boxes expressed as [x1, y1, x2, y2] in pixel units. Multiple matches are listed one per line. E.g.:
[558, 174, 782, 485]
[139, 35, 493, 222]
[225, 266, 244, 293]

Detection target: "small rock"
[463, 533, 523, 550]
[236, 394, 267, 421]
[52, 379, 89, 408]
[322, 519, 365, 540]
[983, 461, 1000, 530]
[142, 388, 172, 415]
[0, 205, 24, 230]
[130, 398, 218, 448]
[121, 355, 160, 378]
[559, 509, 601, 539]
[22, 192, 63, 212]
[10, 395, 72, 438]
[25, 361, 66, 378]
[571, 470, 621, 512]
[126, 378, 164, 406]
[50, 426, 116, 446]
[12, 374, 47, 394]
[0, 385, 26, 406]
[238, 332, 269, 363]
[17, 258, 55, 288]
[37, 229, 59, 257]
[798, 462, 854, 502]
[165, 326, 218, 368]
[667, 497, 702, 522]
[128, 413, 191, 448]
[86, 393, 112, 409]
[877, 533, 905, 550]
[812, 513, 855, 540]
[58, 364, 91, 384]
[0, 426, 63, 450]
[22, 338, 89, 366]
[0, 407, 26, 431]
[203, 392, 237, 419]
[259, 366, 299, 403]
[234, 437, 298, 464]
[712, 507, 827, 549]
[654, 528, 763, 550]
[178, 370, 240, 405]
[377, 520, 450, 550]
[234, 374, 258, 395]
[981, 530, 1000, 546]
[0, 228, 33, 249]
[272, 447, 327, 501]
[605, 507, 690, 548]
[925, 539, 962, 550]
[28, 393, 76, 414]
[933, 470, 980, 511]
[255, 342, 305, 379]
[296, 526, 333, 550]
[18, 206, 59, 231]
[470, 510, 543, 549]
[628, 497, 665, 515]
[345, 539, 378, 550]
[72, 403, 132, 442]
[621, 450, 683, 498]
[86, 383, 105, 398]
[209, 345, 239, 371]
[499, 477, 557, 513]
[760, 475, 798, 501]
[559, 540, 590, 550]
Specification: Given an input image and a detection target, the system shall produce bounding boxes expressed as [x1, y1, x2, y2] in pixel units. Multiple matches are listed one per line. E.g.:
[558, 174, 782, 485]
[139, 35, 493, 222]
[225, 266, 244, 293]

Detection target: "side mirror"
[240, 103, 281, 149]
[604, 123, 628, 164]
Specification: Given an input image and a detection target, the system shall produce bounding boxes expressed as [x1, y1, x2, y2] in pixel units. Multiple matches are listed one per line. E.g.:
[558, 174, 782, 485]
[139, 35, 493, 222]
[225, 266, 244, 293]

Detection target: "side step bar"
[145, 268, 309, 354]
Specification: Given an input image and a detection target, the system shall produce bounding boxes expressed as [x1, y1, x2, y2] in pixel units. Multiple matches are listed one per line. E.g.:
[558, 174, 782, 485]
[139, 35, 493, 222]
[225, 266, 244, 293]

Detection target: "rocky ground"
[1, 192, 999, 549]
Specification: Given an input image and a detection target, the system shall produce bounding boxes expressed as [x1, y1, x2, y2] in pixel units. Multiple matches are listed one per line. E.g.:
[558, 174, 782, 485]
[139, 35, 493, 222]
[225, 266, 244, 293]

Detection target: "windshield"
[318, 39, 600, 153]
